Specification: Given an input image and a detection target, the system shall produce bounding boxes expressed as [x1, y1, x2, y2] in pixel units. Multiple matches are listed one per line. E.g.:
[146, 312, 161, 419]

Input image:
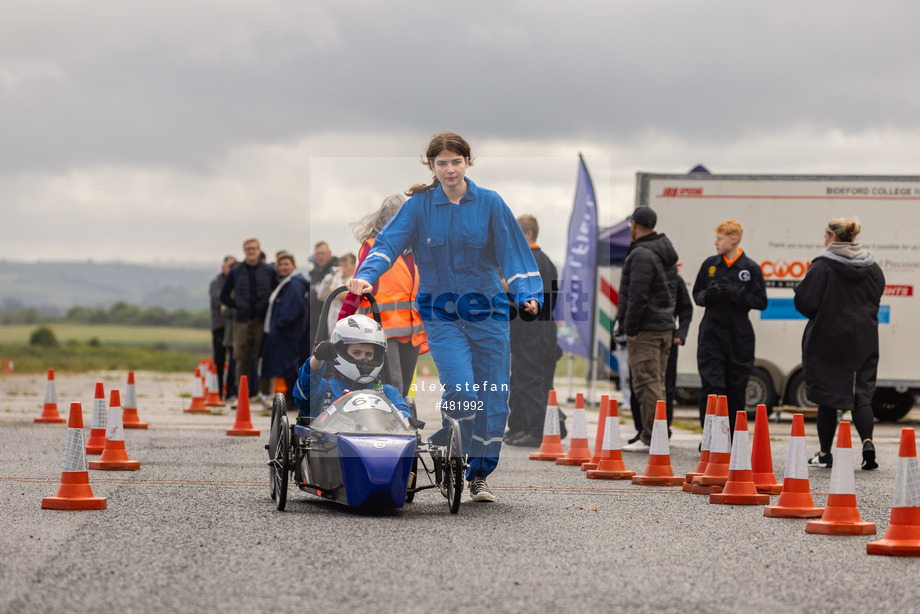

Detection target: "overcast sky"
[1, 1, 918, 270]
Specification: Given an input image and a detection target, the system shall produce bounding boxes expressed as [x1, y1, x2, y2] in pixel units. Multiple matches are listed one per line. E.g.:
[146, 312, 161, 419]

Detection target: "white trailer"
[637, 172, 920, 420]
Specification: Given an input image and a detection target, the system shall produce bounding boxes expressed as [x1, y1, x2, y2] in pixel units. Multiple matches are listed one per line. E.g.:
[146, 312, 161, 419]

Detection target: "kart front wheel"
[445, 418, 464, 514]
[271, 412, 290, 511]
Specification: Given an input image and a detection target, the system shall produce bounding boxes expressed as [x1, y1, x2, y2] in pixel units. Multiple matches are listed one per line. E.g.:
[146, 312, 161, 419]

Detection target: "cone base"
[691, 482, 723, 495]
[41, 496, 107, 510]
[581, 462, 598, 471]
[85, 446, 104, 455]
[556, 455, 592, 466]
[696, 475, 728, 486]
[587, 468, 635, 480]
[805, 519, 876, 535]
[205, 400, 226, 407]
[867, 539, 920, 556]
[764, 505, 825, 518]
[34, 417, 67, 424]
[88, 460, 140, 471]
[529, 450, 565, 461]
[123, 422, 148, 429]
[631, 475, 684, 486]
[754, 481, 784, 495]
[685, 471, 703, 483]
[227, 428, 260, 436]
[710, 491, 770, 505]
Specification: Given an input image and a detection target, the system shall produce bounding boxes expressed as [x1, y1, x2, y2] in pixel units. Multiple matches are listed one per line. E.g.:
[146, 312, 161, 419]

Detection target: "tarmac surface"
[2, 370, 920, 613]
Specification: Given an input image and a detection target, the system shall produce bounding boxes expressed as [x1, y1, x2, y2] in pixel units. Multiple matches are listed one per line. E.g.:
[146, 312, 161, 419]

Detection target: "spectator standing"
[220, 237, 279, 401]
[260, 252, 309, 409]
[795, 217, 885, 470]
[616, 206, 680, 452]
[505, 214, 562, 447]
[346, 132, 542, 502]
[627, 273, 692, 441]
[691, 219, 767, 433]
[209, 255, 236, 400]
[340, 194, 428, 398]
[308, 241, 338, 348]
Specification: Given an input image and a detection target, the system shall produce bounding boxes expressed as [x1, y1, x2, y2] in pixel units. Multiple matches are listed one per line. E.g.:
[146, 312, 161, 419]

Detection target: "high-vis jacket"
[340, 237, 427, 350]
[354, 179, 542, 319]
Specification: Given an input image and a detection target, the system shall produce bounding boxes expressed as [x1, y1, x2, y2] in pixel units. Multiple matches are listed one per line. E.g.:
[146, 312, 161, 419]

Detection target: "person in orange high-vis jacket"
[339, 194, 427, 397]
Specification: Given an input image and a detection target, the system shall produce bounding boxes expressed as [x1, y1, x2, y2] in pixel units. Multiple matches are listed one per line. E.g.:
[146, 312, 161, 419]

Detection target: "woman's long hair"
[352, 193, 407, 244]
[406, 132, 473, 196]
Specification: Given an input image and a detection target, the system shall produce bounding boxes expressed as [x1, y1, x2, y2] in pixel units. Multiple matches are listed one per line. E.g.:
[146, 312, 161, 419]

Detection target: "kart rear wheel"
[271, 413, 290, 511]
[445, 419, 464, 514]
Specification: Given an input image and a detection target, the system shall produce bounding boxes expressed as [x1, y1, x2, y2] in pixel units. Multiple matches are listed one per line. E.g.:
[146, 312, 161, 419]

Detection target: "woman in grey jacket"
[794, 218, 885, 470]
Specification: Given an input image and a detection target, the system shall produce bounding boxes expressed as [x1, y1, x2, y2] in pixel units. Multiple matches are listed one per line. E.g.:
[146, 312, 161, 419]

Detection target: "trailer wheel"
[745, 367, 776, 418]
[871, 389, 915, 422]
[784, 370, 817, 409]
[674, 387, 700, 407]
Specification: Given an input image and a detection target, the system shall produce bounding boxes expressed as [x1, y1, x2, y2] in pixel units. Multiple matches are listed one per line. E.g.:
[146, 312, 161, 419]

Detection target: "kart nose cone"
[338, 435, 417, 508]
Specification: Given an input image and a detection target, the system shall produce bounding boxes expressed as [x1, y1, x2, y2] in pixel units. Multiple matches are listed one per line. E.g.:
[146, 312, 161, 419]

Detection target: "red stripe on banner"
[600, 277, 618, 306]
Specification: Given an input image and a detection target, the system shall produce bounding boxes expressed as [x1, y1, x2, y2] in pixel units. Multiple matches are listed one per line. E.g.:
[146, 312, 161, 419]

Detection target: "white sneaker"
[469, 477, 496, 502]
[622, 440, 650, 453]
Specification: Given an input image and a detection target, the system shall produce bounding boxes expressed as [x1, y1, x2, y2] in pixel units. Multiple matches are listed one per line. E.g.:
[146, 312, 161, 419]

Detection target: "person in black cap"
[691, 219, 767, 433]
[615, 206, 680, 452]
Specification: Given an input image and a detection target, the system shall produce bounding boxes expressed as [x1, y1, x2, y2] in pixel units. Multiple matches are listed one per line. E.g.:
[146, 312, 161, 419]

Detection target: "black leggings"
[817, 403, 874, 453]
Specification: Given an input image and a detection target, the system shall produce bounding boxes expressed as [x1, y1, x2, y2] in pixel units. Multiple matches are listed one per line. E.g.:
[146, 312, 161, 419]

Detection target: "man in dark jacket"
[209, 255, 236, 400]
[616, 207, 680, 452]
[506, 215, 563, 447]
[220, 237, 279, 400]
[308, 241, 338, 350]
[692, 219, 767, 433]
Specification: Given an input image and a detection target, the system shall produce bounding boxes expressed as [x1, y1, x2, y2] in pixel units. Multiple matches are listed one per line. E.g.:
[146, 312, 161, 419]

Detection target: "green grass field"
[0, 323, 210, 347]
[0, 323, 211, 373]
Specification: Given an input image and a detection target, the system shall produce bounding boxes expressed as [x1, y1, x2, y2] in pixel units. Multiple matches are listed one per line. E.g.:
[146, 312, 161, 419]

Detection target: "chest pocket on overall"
[465, 235, 490, 271]
[418, 235, 446, 271]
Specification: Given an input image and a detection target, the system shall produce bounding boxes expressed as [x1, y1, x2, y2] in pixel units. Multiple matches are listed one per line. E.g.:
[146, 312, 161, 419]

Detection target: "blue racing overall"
[354, 179, 542, 479]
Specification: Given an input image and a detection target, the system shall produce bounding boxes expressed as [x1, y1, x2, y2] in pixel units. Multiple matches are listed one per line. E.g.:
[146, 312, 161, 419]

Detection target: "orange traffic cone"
[632, 400, 684, 486]
[582, 395, 609, 471]
[692, 395, 730, 494]
[805, 421, 876, 535]
[764, 413, 824, 518]
[751, 404, 782, 494]
[868, 428, 920, 556]
[684, 394, 717, 492]
[710, 411, 770, 505]
[85, 382, 108, 455]
[227, 376, 260, 436]
[556, 393, 592, 466]
[34, 367, 66, 424]
[529, 390, 566, 461]
[122, 371, 148, 429]
[587, 398, 635, 480]
[183, 367, 210, 413]
[88, 390, 140, 471]
[41, 403, 107, 510]
[204, 363, 226, 407]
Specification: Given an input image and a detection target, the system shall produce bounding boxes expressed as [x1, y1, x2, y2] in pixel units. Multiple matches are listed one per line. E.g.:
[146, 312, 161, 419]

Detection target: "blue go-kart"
[266, 287, 466, 513]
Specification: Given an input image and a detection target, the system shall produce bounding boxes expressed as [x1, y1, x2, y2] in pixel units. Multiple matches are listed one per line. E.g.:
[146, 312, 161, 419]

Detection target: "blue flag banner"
[553, 155, 598, 358]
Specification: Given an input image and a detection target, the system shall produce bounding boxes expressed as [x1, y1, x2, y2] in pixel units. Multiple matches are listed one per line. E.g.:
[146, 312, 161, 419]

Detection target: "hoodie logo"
[739, 270, 751, 282]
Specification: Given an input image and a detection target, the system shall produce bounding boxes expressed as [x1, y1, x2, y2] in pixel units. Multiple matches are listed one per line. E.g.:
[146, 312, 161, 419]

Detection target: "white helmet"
[329, 315, 387, 384]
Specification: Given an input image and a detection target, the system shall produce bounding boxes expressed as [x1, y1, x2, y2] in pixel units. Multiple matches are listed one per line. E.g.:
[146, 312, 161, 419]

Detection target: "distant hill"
[0, 261, 216, 314]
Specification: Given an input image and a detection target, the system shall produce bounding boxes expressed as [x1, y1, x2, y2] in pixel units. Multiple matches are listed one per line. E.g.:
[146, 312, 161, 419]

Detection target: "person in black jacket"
[616, 207, 680, 452]
[220, 237, 279, 401]
[692, 219, 767, 433]
[628, 274, 692, 441]
[794, 217, 885, 470]
[506, 215, 563, 447]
